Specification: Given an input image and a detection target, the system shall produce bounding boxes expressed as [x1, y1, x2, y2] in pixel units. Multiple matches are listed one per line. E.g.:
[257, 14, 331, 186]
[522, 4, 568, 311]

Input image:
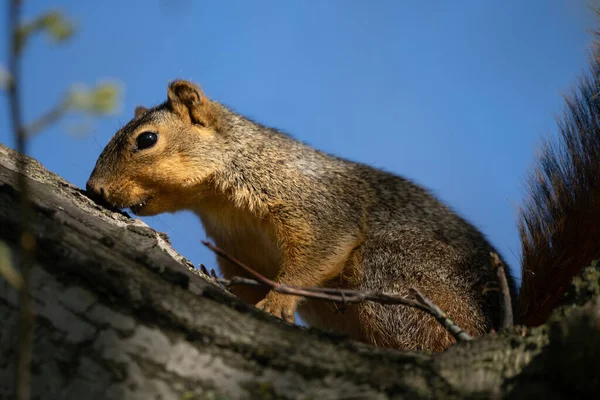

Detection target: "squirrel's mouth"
[129, 197, 151, 214]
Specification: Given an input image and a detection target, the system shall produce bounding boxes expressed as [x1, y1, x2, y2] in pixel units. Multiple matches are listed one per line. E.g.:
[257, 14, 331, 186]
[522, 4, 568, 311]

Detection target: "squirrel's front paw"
[256, 292, 297, 324]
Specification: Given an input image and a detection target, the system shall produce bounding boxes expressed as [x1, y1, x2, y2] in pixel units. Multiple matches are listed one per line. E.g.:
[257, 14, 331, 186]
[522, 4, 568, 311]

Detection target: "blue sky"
[0, 1, 596, 285]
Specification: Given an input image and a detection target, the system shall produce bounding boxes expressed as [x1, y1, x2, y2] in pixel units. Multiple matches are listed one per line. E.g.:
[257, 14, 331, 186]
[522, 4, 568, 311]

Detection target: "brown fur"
[517, 35, 600, 326]
[87, 80, 515, 352]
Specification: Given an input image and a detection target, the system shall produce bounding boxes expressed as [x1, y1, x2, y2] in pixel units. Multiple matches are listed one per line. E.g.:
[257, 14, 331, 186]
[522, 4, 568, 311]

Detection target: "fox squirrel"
[86, 39, 600, 351]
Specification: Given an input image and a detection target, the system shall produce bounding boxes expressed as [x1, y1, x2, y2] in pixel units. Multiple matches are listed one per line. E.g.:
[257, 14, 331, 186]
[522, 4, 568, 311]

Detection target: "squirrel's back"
[347, 166, 516, 348]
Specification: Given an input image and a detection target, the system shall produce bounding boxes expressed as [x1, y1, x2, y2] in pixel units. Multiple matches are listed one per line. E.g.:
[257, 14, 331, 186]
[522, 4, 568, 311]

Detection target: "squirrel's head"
[86, 80, 224, 216]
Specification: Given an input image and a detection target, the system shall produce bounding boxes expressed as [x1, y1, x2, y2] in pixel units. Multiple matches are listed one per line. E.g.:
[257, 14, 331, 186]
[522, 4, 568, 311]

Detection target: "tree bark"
[0, 143, 598, 400]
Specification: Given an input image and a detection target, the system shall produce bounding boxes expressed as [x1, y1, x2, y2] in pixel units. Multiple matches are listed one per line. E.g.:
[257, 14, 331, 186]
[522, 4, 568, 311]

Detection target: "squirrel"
[86, 80, 516, 352]
[86, 37, 600, 351]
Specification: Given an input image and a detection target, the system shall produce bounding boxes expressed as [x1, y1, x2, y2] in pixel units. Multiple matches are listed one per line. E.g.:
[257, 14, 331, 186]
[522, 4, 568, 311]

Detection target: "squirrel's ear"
[134, 106, 148, 118]
[167, 80, 215, 127]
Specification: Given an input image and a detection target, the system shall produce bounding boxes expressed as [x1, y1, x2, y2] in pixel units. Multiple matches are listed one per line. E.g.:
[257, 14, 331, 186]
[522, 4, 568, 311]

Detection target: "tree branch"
[2, 144, 600, 398]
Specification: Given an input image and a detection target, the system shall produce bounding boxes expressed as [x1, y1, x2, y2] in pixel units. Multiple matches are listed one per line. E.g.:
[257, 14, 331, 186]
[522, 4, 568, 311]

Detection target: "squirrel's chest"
[196, 205, 282, 279]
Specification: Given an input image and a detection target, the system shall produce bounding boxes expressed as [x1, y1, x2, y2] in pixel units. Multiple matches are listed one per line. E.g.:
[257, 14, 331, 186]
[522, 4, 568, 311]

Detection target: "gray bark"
[0, 142, 598, 400]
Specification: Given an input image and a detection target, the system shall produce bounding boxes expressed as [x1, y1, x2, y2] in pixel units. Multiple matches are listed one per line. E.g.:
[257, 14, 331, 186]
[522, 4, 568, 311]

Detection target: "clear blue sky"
[0, 1, 596, 285]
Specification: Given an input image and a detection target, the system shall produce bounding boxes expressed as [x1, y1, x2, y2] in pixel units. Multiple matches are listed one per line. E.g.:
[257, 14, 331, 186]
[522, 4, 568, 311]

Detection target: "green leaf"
[15, 10, 76, 54]
[65, 81, 122, 116]
[41, 11, 76, 43]
[88, 82, 122, 114]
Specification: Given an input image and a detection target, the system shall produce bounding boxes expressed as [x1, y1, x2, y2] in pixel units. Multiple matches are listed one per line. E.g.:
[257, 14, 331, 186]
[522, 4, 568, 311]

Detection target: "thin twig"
[410, 288, 473, 341]
[202, 241, 428, 310]
[8, 1, 36, 399]
[214, 274, 427, 311]
[491, 252, 514, 329]
[202, 241, 472, 342]
[23, 98, 69, 138]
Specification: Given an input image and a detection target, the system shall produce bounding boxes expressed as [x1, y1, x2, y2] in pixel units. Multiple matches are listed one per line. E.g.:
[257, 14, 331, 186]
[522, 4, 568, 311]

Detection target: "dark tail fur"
[517, 34, 600, 326]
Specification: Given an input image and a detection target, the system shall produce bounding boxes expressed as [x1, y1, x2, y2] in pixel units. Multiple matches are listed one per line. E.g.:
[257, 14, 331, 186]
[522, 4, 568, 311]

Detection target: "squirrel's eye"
[136, 131, 158, 150]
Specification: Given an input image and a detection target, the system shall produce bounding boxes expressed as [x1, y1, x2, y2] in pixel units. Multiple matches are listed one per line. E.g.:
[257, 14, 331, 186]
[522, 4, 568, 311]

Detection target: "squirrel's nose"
[86, 179, 109, 204]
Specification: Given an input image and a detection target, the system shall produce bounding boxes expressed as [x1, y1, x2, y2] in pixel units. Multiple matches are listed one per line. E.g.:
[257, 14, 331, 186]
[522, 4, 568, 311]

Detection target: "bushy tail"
[517, 35, 600, 326]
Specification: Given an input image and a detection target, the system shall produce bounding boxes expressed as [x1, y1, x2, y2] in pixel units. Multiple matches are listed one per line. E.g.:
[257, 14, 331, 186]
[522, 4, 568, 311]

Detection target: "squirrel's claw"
[256, 292, 297, 324]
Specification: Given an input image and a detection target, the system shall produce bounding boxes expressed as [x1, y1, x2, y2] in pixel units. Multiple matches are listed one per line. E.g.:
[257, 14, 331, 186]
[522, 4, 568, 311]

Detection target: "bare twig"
[410, 288, 473, 341]
[23, 97, 69, 138]
[202, 241, 472, 342]
[491, 252, 514, 329]
[8, 1, 36, 399]
[5, 7, 116, 399]
[213, 274, 424, 309]
[6, 2, 43, 399]
[202, 241, 428, 309]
